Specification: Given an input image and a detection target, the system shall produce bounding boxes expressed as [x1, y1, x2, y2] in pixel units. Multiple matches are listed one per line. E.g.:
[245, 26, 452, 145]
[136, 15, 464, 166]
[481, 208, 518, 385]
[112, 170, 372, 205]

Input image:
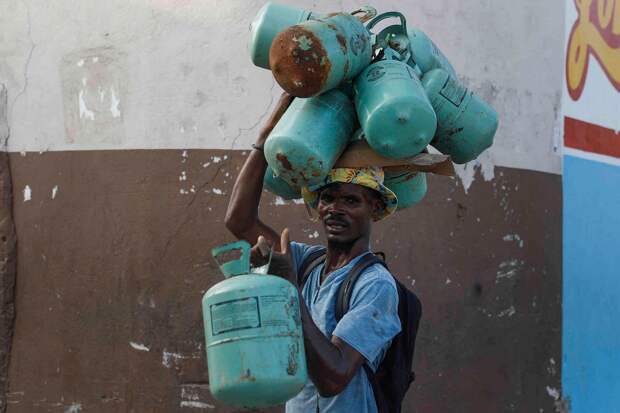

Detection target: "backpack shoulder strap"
[296, 246, 327, 287]
[335, 253, 387, 321]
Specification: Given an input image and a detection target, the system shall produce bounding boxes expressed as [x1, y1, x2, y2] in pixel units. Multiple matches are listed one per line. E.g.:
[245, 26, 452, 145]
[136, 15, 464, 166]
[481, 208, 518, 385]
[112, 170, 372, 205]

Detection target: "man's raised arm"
[224, 93, 294, 251]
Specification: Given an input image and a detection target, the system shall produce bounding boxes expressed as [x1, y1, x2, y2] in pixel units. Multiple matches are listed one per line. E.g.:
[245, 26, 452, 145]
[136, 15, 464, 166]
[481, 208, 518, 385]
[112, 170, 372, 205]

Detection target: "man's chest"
[303, 268, 346, 336]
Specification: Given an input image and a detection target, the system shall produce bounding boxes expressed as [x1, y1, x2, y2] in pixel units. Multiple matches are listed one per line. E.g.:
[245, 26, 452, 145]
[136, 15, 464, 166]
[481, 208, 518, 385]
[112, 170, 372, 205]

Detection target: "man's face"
[317, 183, 381, 244]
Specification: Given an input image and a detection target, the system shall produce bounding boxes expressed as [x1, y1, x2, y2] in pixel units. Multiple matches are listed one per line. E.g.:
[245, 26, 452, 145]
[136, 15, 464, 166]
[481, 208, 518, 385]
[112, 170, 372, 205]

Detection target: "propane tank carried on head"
[264, 89, 356, 187]
[203, 241, 307, 408]
[407, 27, 457, 76]
[263, 165, 301, 200]
[249, 2, 323, 70]
[421, 68, 499, 164]
[269, 7, 376, 97]
[384, 169, 427, 210]
[354, 12, 437, 159]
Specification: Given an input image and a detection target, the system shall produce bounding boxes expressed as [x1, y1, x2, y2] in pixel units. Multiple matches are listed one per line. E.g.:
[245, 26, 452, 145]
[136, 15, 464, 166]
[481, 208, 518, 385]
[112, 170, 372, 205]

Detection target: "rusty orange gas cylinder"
[269, 8, 376, 97]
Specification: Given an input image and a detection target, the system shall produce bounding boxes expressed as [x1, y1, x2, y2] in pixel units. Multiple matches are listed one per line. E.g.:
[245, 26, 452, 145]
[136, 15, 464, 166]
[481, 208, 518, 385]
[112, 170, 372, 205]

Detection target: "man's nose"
[326, 200, 345, 214]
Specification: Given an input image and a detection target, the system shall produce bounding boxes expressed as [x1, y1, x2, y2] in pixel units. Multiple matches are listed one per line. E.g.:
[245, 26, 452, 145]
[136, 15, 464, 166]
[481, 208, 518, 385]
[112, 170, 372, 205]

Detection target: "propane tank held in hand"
[269, 8, 376, 97]
[203, 241, 307, 408]
[421, 68, 499, 164]
[249, 2, 322, 70]
[264, 89, 356, 187]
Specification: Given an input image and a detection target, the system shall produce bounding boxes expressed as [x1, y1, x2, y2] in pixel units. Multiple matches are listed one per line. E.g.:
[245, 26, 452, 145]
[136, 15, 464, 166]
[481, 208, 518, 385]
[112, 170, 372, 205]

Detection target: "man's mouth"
[324, 217, 349, 232]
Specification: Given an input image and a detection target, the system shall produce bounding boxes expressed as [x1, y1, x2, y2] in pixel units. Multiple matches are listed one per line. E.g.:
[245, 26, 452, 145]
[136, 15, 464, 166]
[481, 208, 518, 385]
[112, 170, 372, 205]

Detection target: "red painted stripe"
[564, 117, 620, 159]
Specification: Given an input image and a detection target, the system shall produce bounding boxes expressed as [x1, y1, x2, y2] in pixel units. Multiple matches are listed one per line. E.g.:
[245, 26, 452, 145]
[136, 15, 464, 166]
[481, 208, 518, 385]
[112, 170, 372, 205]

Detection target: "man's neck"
[322, 237, 370, 282]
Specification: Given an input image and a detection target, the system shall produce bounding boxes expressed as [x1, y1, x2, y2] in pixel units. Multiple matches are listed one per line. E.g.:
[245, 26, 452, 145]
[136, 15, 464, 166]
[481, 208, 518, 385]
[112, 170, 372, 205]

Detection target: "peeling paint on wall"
[453, 151, 496, 193]
[60, 47, 127, 145]
[22, 185, 31, 202]
[129, 342, 150, 352]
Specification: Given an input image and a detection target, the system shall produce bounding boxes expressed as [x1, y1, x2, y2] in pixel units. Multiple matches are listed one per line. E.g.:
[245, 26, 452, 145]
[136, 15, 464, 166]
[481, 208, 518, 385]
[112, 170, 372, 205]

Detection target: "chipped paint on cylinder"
[248, 2, 321, 70]
[264, 89, 356, 187]
[422, 68, 499, 164]
[270, 13, 372, 97]
[203, 242, 307, 408]
[270, 26, 332, 98]
[263, 165, 301, 200]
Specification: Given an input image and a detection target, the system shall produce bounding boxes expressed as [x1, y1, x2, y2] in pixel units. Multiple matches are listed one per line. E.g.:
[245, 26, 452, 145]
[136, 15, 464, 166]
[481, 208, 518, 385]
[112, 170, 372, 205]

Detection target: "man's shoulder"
[290, 241, 325, 258]
[357, 261, 397, 290]
[290, 242, 325, 272]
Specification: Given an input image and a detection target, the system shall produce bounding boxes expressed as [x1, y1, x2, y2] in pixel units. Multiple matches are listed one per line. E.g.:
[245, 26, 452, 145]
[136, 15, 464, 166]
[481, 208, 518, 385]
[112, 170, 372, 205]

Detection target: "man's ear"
[368, 191, 383, 220]
[373, 198, 385, 220]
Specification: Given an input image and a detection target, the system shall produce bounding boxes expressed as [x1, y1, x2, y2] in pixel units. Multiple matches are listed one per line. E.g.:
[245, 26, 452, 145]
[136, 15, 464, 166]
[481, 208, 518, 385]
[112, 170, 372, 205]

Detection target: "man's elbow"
[224, 209, 255, 239]
[316, 375, 349, 398]
[224, 212, 243, 237]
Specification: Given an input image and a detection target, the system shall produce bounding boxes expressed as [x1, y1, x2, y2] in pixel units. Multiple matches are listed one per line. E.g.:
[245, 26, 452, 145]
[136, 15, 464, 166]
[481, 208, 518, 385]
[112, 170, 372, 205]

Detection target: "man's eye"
[345, 197, 359, 204]
[320, 194, 334, 202]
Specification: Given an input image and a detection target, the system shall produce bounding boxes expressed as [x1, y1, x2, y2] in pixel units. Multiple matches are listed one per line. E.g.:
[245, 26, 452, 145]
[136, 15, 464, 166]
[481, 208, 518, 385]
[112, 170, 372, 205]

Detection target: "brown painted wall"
[0, 85, 17, 413]
[4, 149, 561, 412]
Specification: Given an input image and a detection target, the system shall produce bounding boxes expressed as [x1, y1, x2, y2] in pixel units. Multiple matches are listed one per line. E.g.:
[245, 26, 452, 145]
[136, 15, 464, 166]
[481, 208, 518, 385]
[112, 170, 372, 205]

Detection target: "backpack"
[297, 248, 423, 413]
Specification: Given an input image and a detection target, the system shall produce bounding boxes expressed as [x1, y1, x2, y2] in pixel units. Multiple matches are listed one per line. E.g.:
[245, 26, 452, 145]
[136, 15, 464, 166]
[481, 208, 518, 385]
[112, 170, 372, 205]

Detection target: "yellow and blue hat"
[301, 167, 398, 221]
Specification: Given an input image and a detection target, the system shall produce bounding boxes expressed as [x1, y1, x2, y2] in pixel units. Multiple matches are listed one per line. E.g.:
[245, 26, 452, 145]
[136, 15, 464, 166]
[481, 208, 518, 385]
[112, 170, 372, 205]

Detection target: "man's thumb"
[280, 228, 291, 254]
[256, 235, 270, 257]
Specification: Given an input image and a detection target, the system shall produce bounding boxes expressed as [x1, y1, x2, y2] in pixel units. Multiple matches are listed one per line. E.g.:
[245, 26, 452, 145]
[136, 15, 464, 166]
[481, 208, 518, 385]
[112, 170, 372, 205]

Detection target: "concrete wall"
[562, 0, 620, 411]
[0, 1, 564, 412]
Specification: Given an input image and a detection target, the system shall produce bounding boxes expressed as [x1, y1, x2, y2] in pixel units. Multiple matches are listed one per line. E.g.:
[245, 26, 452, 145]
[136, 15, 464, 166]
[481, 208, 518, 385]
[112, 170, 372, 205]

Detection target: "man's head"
[317, 182, 383, 243]
[302, 167, 398, 244]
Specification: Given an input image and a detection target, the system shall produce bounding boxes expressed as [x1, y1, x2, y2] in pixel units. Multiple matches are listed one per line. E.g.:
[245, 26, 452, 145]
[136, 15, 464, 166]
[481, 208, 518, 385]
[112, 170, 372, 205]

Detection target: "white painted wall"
[1, 0, 563, 175]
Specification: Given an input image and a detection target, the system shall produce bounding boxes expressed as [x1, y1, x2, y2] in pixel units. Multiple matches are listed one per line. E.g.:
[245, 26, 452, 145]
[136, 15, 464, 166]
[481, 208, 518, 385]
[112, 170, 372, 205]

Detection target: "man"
[225, 93, 401, 413]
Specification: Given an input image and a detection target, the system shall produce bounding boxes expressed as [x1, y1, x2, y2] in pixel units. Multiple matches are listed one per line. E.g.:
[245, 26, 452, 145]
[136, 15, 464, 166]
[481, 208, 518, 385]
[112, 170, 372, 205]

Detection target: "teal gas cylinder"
[249, 3, 322, 70]
[264, 89, 356, 187]
[407, 28, 457, 76]
[269, 8, 375, 97]
[421, 68, 499, 164]
[354, 58, 437, 159]
[203, 241, 307, 408]
[384, 170, 427, 210]
[367, 12, 415, 69]
[264, 165, 301, 200]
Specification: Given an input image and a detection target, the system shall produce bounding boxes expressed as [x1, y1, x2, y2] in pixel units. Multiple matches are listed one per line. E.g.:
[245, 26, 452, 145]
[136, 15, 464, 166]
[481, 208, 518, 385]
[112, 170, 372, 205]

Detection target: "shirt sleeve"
[332, 273, 401, 364]
[289, 241, 316, 275]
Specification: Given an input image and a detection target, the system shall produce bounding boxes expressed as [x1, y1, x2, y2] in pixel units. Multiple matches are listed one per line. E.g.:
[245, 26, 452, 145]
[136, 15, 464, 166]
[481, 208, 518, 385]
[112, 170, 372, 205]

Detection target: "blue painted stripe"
[563, 155, 620, 412]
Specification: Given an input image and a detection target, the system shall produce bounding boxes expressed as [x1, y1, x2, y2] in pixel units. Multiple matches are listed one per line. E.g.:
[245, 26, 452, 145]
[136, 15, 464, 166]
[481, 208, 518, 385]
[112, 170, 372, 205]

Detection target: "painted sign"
[563, 1, 620, 412]
[564, 0, 620, 162]
[566, 0, 620, 101]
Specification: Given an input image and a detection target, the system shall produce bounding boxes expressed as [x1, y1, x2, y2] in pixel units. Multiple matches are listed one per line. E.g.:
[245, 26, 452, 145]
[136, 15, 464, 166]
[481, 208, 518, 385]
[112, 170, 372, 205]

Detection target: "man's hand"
[251, 228, 296, 284]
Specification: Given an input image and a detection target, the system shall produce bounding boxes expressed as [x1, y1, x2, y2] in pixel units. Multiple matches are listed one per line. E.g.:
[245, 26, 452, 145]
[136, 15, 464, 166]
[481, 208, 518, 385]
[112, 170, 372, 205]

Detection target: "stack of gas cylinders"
[250, 3, 499, 210]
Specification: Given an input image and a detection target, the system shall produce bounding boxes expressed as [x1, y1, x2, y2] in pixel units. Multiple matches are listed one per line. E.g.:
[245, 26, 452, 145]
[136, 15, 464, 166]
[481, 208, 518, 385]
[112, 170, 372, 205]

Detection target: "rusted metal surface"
[5, 149, 561, 412]
[0, 85, 17, 413]
[275, 152, 293, 171]
[286, 343, 299, 376]
[270, 26, 331, 98]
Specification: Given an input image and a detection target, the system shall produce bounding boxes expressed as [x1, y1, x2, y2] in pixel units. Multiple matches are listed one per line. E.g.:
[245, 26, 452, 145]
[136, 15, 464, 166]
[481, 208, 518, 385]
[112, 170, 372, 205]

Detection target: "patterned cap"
[301, 167, 398, 221]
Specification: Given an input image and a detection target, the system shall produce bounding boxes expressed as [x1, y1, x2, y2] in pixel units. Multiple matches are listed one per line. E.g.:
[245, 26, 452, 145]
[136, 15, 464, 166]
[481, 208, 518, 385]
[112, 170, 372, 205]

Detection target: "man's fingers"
[280, 228, 291, 254]
[256, 236, 271, 257]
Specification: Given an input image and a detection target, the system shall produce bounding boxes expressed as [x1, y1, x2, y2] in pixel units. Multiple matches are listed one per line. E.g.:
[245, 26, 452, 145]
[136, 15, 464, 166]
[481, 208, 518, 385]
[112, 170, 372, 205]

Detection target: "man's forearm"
[225, 93, 293, 239]
[224, 145, 268, 236]
[298, 290, 362, 397]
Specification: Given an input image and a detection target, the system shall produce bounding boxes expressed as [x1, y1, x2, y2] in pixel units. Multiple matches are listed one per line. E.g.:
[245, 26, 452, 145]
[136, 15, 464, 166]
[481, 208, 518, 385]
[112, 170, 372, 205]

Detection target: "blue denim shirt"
[285, 242, 401, 413]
